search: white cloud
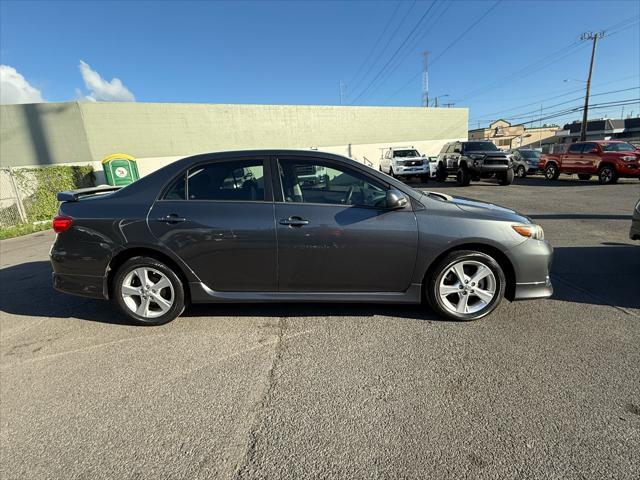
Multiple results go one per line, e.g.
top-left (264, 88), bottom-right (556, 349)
top-left (0, 65), bottom-right (44, 104)
top-left (78, 60), bottom-right (135, 102)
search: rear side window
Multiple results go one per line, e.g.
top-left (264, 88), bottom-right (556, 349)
top-left (188, 159), bottom-right (265, 201)
top-left (163, 159), bottom-right (266, 201)
top-left (568, 144), bottom-right (583, 154)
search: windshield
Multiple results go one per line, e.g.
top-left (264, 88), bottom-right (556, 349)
top-left (463, 142), bottom-right (499, 152)
top-left (600, 142), bottom-right (636, 152)
top-left (393, 149), bottom-right (420, 158)
top-left (520, 150), bottom-right (541, 159)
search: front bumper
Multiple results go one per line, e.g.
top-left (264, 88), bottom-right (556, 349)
top-left (508, 238), bottom-right (554, 301)
top-left (394, 165), bottom-right (429, 176)
top-left (514, 276), bottom-right (553, 300)
top-left (617, 162), bottom-right (640, 178)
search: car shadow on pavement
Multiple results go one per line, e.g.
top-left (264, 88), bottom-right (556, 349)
top-left (551, 244), bottom-right (640, 310)
top-left (2, 244), bottom-right (637, 326)
top-left (413, 177), bottom-right (639, 188)
top-left (0, 261), bottom-right (130, 325)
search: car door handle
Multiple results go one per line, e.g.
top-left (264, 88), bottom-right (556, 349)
top-left (157, 214), bottom-right (187, 223)
top-left (279, 216), bottom-right (309, 227)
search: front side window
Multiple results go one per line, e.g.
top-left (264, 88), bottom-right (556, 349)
top-left (279, 159), bottom-right (388, 208)
top-left (185, 159), bottom-right (265, 201)
top-left (582, 143), bottom-right (599, 154)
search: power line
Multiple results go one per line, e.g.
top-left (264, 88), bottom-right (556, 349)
top-left (346, 1), bottom-right (403, 89)
top-left (348, 0), bottom-right (418, 99)
top-left (354, 0), bottom-right (453, 103)
top-left (350, 0), bottom-right (438, 104)
top-left (383, 0), bottom-right (501, 104)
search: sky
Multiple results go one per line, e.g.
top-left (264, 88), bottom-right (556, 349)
top-left (1, 0), bottom-right (639, 128)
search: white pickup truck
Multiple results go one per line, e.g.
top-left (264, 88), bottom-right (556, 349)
top-left (379, 147), bottom-right (432, 181)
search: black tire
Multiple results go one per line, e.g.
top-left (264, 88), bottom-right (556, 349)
top-left (598, 165), bottom-right (618, 185)
top-left (577, 174), bottom-right (592, 181)
top-left (426, 250), bottom-right (506, 321)
top-left (544, 163), bottom-right (560, 180)
top-left (112, 256), bottom-right (185, 326)
top-left (515, 165), bottom-right (526, 178)
top-left (497, 168), bottom-right (514, 185)
top-left (435, 163), bottom-right (447, 182)
top-left (456, 166), bottom-right (471, 186)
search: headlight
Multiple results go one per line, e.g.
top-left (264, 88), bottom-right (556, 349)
top-left (512, 224), bottom-right (544, 240)
top-left (621, 156), bottom-right (636, 162)
top-left (469, 154), bottom-right (485, 160)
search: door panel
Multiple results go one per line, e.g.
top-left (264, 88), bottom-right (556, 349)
top-left (149, 201), bottom-right (277, 291)
top-left (276, 204), bottom-right (418, 292)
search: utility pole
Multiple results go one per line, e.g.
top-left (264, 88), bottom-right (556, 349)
top-left (339, 81), bottom-right (347, 105)
top-left (421, 50), bottom-right (429, 107)
top-left (579, 31), bottom-right (604, 141)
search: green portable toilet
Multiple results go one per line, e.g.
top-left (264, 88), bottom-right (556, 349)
top-left (102, 153), bottom-right (140, 186)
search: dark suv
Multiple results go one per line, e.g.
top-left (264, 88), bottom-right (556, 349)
top-left (436, 141), bottom-right (514, 186)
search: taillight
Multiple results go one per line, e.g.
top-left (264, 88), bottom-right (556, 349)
top-left (52, 215), bottom-right (73, 233)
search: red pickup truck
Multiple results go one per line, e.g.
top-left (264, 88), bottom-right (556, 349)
top-left (539, 140), bottom-right (640, 184)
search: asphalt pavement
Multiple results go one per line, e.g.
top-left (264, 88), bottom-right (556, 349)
top-left (1, 175), bottom-right (639, 479)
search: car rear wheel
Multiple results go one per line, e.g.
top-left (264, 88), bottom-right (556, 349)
top-left (426, 250), bottom-right (506, 321)
top-left (598, 165), bottom-right (618, 185)
top-left (456, 166), bottom-right (471, 186)
top-left (515, 165), bottom-right (526, 178)
top-left (497, 168), bottom-right (514, 185)
top-left (577, 174), bottom-right (592, 181)
top-left (544, 163), bottom-right (560, 180)
top-left (113, 256), bottom-right (185, 326)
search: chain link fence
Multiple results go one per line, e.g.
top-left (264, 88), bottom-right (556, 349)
top-left (0, 165), bottom-right (95, 230)
top-left (0, 168), bottom-right (29, 227)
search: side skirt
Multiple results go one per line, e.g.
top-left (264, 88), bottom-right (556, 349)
top-left (189, 282), bottom-right (423, 304)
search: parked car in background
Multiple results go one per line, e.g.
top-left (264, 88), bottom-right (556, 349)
top-left (435, 141), bottom-right (514, 186)
top-left (539, 140), bottom-right (640, 184)
top-left (509, 148), bottom-right (541, 178)
top-left (630, 199), bottom-right (640, 240)
top-left (379, 147), bottom-right (430, 181)
top-left (51, 150), bottom-right (552, 325)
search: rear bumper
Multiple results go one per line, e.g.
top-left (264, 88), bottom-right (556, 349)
top-left (53, 272), bottom-right (108, 299)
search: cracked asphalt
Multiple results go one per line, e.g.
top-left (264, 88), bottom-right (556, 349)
top-left (1, 176), bottom-right (639, 479)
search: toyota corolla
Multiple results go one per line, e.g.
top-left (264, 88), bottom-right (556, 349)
top-left (50, 150), bottom-right (553, 325)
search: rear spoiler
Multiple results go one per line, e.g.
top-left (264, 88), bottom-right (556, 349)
top-left (57, 185), bottom-right (122, 202)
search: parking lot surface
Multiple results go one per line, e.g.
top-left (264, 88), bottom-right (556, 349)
top-left (1, 176), bottom-right (639, 479)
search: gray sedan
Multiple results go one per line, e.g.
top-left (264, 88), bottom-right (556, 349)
top-left (50, 150), bottom-right (553, 325)
top-left (509, 149), bottom-right (542, 178)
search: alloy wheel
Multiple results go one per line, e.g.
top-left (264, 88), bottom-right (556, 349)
top-left (545, 165), bottom-right (556, 179)
top-left (599, 167), bottom-right (613, 184)
top-left (438, 260), bottom-right (497, 315)
top-left (121, 267), bottom-right (175, 318)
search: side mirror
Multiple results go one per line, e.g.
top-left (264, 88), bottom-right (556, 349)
top-left (386, 189), bottom-right (408, 209)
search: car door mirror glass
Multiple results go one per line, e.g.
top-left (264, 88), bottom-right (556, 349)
top-left (386, 189), bottom-right (408, 209)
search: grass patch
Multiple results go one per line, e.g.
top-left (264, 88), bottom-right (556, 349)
top-left (0, 222), bottom-right (51, 240)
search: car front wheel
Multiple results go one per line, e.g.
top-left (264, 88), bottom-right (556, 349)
top-left (113, 256), bottom-right (185, 326)
top-left (456, 166), bottom-right (471, 186)
top-left (515, 165), bottom-right (526, 178)
top-left (427, 250), bottom-right (506, 321)
top-left (598, 165), bottom-right (618, 185)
